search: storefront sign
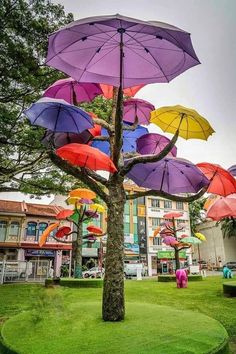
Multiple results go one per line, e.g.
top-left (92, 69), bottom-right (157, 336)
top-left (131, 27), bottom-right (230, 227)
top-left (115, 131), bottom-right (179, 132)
top-left (25, 249), bottom-right (55, 257)
top-left (124, 243), bottom-right (140, 256)
top-left (82, 248), bottom-right (98, 257)
top-left (157, 250), bottom-right (186, 259)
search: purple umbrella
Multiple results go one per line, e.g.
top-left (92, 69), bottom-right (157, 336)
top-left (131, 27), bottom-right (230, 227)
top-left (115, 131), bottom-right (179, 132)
top-left (42, 130), bottom-right (92, 149)
top-left (163, 236), bottom-right (178, 246)
top-left (43, 78), bottom-right (102, 104)
top-left (46, 14), bottom-right (200, 88)
top-left (228, 165), bottom-right (236, 177)
top-left (126, 157), bottom-right (209, 194)
top-left (123, 99), bottom-right (155, 125)
top-left (85, 210), bottom-right (99, 218)
top-left (137, 133), bottom-right (177, 157)
top-left (24, 97), bottom-right (93, 134)
top-left (79, 198), bottom-right (93, 204)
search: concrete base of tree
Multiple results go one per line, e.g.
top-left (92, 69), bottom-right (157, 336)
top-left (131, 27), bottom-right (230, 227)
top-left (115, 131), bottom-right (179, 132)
top-left (223, 281), bottom-right (236, 297)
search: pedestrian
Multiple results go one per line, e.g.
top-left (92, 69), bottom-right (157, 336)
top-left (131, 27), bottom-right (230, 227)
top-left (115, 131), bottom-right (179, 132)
top-left (49, 266), bottom-right (54, 278)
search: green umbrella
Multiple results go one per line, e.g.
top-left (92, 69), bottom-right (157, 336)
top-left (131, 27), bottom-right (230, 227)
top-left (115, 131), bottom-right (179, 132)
top-left (181, 237), bottom-right (202, 245)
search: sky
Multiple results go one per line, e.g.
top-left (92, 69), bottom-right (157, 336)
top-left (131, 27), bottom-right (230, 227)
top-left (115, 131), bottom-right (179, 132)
top-left (1, 0), bottom-right (235, 203)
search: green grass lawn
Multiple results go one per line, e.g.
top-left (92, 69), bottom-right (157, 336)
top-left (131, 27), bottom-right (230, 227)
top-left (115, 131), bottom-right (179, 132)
top-left (0, 276), bottom-right (235, 353)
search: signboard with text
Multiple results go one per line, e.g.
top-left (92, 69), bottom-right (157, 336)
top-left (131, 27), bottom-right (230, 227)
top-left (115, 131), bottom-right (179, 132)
top-left (157, 250), bottom-right (186, 259)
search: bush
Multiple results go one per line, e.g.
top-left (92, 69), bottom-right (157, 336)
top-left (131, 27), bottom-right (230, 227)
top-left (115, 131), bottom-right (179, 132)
top-left (59, 279), bottom-right (103, 288)
top-left (223, 282), bottom-right (236, 297)
top-left (45, 278), bottom-right (60, 287)
top-left (158, 275), bottom-right (203, 282)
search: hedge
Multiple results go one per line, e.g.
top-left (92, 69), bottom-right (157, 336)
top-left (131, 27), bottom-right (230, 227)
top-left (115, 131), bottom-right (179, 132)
top-left (45, 278), bottom-right (103, 288)
top-left (158, 275), bottom-right (203, 282)
top-left (223, 281), bottom-right (236, 297)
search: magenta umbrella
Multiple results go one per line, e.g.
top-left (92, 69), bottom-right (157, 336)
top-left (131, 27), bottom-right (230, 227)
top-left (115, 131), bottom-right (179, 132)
top-left (136, 133), bottom-right (177, 156)
top-left (123, 99), bottom-right (155, 125)
top-left (162, 236), bottom-right (178, 246)
top-left (46, 14), bottom-right (200, 88)
top-left (43, 78), bottom-right (102, 104)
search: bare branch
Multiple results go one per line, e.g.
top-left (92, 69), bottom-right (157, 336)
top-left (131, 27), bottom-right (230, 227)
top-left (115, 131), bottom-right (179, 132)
top-left (51, 235), bottom-right (72, 244)
top-left (91, 136), bottom-right (110, 142)
top-left (93, 118), bottom-right (113, 133)
top-left (82, 167), bottom-right (109, 186)
top-left (122, 115), bottom-right (139, 131)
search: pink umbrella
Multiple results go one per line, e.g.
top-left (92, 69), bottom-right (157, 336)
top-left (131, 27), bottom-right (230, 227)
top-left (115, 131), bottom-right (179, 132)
top-left (123, 98), bottom-right (155, 125)
top-left (163, 236), bottom-right (178, 246)
top-left (207, 194), bottom-right (236, 221)
top-left (43, 78), bottom-right (102, 104)
top-left (136, 133), bottom-right (177, 157)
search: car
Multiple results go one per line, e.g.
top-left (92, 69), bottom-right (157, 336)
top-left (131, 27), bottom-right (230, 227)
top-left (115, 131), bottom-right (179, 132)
top-left (124, 263), bottom-right (145, 278)
top-left (83, 267), bottom-right (105, 278)
top-left (223, 262), bottom-right (236, 270)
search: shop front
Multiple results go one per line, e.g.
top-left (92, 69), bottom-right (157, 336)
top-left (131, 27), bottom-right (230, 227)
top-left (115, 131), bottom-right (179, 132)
top-left (156, 250), bottom-right (187, 274)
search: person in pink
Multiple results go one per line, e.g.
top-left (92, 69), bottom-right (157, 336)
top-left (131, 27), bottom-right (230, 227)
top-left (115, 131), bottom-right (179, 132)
top-left (176, 269), bottom-right (188, 288)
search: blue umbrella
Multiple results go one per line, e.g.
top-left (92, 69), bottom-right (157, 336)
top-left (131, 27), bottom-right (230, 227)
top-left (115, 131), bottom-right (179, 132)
top-left (24, 97), bottom-right (93, 134)
top-left (92, 125), bottom-right (148, 155)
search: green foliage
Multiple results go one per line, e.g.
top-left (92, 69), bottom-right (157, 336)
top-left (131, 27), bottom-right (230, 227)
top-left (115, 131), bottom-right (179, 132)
top-left (80, 95), bottom-right (113, 122)
top-left (157, 274), bottom-right (203, 282)
top-left (220, 218), bottom-right (236, 238)
top-left (189, 197), bottom-right (206, 233)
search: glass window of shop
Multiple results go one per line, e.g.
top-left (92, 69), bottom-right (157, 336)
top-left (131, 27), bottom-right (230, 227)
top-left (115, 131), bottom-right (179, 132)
top-left (26, 222), bottom-right (37, 237)
top-left (0, 221), bottom-right (7, 241)
top-left (164, 200), bottom-right (172, 209)
top-left (151, 218), bottom-right (161, 228)
top-left (38, 222), bottom-right (48, 239)
top-left (9, 221), bottom-right (20, 237)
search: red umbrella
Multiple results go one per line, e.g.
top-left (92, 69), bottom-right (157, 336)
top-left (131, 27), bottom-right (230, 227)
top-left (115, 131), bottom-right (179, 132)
top-left (56, 209), bottom-right (74, 220)
top-left (207, 194), bottom-right (236, 221)
top-left (55, 226), bottom-right (71, 238)
top-left (163, 212), bottom-right (183, 219)
top-left (197, 163), bottom-right (236, 196)
top-left (87, 112), bottom-right (101, 138)
top-left (87, 225), bottom-right (103, 235)
top-left (56, 143), bottom-right (117, 173)
top-left (100, 84), bottom-right (144, 99)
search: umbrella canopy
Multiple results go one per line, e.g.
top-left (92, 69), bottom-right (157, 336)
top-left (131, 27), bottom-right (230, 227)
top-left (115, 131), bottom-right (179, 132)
top-left (85, 210), bottom-right (99, 218)
top-left (150, 105), bottom-right (214, 140)
top-left (100, 84), bottom-right (144, 99)
top-left (43, 78), bottom-right (102, 104)
top-left (69, 188), bottom-right (96, 200)
top-left (66, 197), bottom-right (82, 206)
top-left (92, 126), bottom-right (148, 155)
top-left (56, 209), bottom-right (74, 220)
top-left (123, 98), bottom-right (155, 125)
top-left (46, 14), bottom-right (200, 88)
top-left (136, 133), bottom-right (177, 157)
top-left (24, 97), bottom-right (93, 134)
top-left (90, 203), bottom-right (105, 213)
top-left (78, 198), bottom-right (93, 204)
top-left (197, 162), bottom-right (236, 196)
top-left (206, 194), bottom-right (236, 221)
top-left (181, 237), bottom-right (201, 245)
top-left (87, 225), bottom-right (103, 235)
top-left (203, 194), bottom-right (218, 210)
top-left (194, 232), bottom-right (206, 241)
top-left (228, 165), bottom-right (236, 177)
top-left (42, 130), bottom-right (93, 149)
top-left (153, 227), bottom-right (161, 237)
top-left (162, 236), bottom-right (178, 246)
top-left (163, 212), bottom-right (183, 219)
top-left (56, 143), bottom-right (117, 173)
top-left (55, 226), bottom-right (71, 238)
top-left (126, 157), bottom-right (209, 194)
top-left (39, 222), bottom-right (60, 247)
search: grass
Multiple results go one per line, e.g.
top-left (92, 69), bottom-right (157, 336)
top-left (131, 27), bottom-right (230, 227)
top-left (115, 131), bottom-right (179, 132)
top-left (0, 276), bottom-right (235, 353)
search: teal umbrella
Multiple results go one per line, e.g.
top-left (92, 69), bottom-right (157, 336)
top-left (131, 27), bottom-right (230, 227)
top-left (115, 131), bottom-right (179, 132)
top-left (181, 237), bottom-right (202, 245)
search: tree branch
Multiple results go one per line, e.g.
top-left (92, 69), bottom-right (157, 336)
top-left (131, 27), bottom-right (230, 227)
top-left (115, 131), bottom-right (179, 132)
top-left (82, 168), bottom-right (109, 186)
top-left (120, 129), bottom-right (179, 176)
top-left (51, 235), bottom-right (72, 244)
top-left (91, 136), bottom-right (110, 142)
top-left (122, 115), bottom-right (139, 131)
top-left (93, 118), bottom-right (113, 133)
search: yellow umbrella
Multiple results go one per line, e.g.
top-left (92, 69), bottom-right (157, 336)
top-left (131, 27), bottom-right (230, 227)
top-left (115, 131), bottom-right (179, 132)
top-left (195, 232), bottom-right (206, 241)
top-left (90, 203), bottom-right (105, 213)
top-left (150, 105), bottom-right (215, 140)
top-left (69, 188), bottom-right (96, 200)
top-left (66, 196), bottom-right (82, 206)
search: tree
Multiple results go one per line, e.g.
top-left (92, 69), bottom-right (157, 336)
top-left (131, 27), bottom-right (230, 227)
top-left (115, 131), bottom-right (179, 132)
top-left (0, 0), bottom-right (74, 195)
top-left (189, 198), bottom-right (206, 233)
top-left (220, 217), bottom-right (236, 238)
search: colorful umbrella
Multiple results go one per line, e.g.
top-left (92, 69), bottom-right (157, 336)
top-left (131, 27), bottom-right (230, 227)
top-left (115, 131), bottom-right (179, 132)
top-left (136, 133), bottom-right (177, 157)
top-left (126, 157), bottom-right (209, 194)
top-left (39, 222), bottom-right (60, 247)
top-left (24, 97), bottom-right (93, 134)
top-left (194, 233), bottom-right (206, 241)
top-left (79, 198), bottom-right (93, 204)
top-left (100, 84), bottom-right (144, 99)
top-left (206, 194), bottom-right (236, 221)
top-left (87, 225), bottom-right (103, 235)
top-left (181, 237), bottom-right (201, 245)
top-left (163, 212), bottom-right (183, 219)
top-left (56, 209), bottom-right (74, 220)
top-left (56, 143), bottom-right (117, 173)
top-left (90, 203), bottom-right (105, 213)
top-left (153, 227), bottom-right (161, 237)
top-left (228, 165), bottom-right (236, 177)
top-left (55, 226), bottom-right (71, 238)
top-left (42, 130), bottom-right (93, 149)
top-left (92, 126), bottom-right (148, 155)
top-left (203, 194), bottom-right (218, 210)
top-left (46, 14), bottom-right (200, 88)
top-left (69, 188), bottom-right (96, 200)
top-left (123, 99), bottom-right (155, 125)
top-left (85, 210), bottom-right (99, 218)
top-left (66, 197), bottom-right (82, 206)
top-left (197, 163), bottom-right (236, 196)
top-left (150, 105), bottom-right (214, 140)
top-left (43, 78), bottom-right (102, 104)
top-left (162, 236), bottom-right (178, 246)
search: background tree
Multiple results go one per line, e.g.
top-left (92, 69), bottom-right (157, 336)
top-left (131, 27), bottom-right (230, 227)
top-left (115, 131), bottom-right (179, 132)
top-left (220, 217), bottom-right (236, 238)
top-left (189, 198), bottom-right (206, 233)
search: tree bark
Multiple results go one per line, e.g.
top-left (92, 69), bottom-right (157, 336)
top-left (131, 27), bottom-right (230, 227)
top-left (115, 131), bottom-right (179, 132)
top-left (102, 175), bottom-right (126, 321)
top-left (175, 248), bottom-right (181, 270)
top-left (73, 222), bottom-right (83, 278)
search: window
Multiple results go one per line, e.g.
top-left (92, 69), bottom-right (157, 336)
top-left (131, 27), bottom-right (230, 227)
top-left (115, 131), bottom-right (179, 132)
top-left (0, 221), bottom-right (7, 241)
top-left (137, 197), bottom-right (145, 205)
top-left (151, 199), bottom-right (160, 208)
top-left (153, 237), bottom-right (161, 246)
top-left (38, 223), bottom-right (48, 238)
top-left (26, 222), bottom-right (37, 236)
top-left (176, 201), bottom-right (184, 210)
top-left (164, 200), bottom-right (172, 209)
top-left (9, 221), bottom-right (20, 237)
top-left (133, 199), bottom-right (137, 216)
top-left (151, 218), bottom-right (161, 228)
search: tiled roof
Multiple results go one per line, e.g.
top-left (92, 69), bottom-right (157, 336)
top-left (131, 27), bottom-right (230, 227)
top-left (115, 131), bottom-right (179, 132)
top-left (0, 200), bottom-right (63, 217)
top-left (0, 200), bottom-right (25, 214)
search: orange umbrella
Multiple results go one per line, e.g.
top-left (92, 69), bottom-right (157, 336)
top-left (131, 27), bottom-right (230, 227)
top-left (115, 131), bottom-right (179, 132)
top-left (69, 188), bottom-right (96, 200)
top-left (56, 209), bottom-right (74, 220)
top-left (39, 222), bottom-right (60, 247)
top-left (56, 143), bottom-right (117, 173)
top-left (203, 194), bottom-right (218, 210)
top-left (153, 227), bottom-right (161, 237)
top-left (197, 162), bottom-right (236, 196)
top-left (163, 212), bottom-right (183, 219)
top-left (87, 112), bottom-right (101, 137)
top-left (55, 226), bottom-right (71, 238)
top-left (87, 225), bottom-right (103, 235)
top-left (207, 194), bottom-right (236, 221)
top-left (100, 84), bottom-right (144, 99)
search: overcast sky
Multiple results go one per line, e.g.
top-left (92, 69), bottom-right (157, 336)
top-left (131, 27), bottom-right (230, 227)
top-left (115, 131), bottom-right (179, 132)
top-left (1, 0), bottom-right (235, 203)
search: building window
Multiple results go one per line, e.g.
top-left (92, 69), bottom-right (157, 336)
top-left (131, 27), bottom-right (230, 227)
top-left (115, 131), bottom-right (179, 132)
top-left (38, 223), bottom-right (48, 239)
top-left (153, 237), bottom-right (161, 246)
top-left (151, 218), bottom-right (161, 228)
top-left (26, 222), bottom-right (37, 237)
top-left (137, 197), bottom-right (145, 205)
top-left (9, 221), bottom-right (20, 237)
top-left (176, 201), bottom-right (184, 210)
top-left (0, 221), bottom-right (7, 241)
top-left (151, 199), bottom-right (160, 208)
top-left (164, 200), bottom-right (172, 209)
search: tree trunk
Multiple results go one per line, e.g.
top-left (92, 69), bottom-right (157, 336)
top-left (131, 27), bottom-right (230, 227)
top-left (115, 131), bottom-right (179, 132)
top-left (175, 248), bottom-right (180, 270)
top-left (73, 223), bottom-right (83, 278)
top-left (102, 176), bottom-right (126, 321)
